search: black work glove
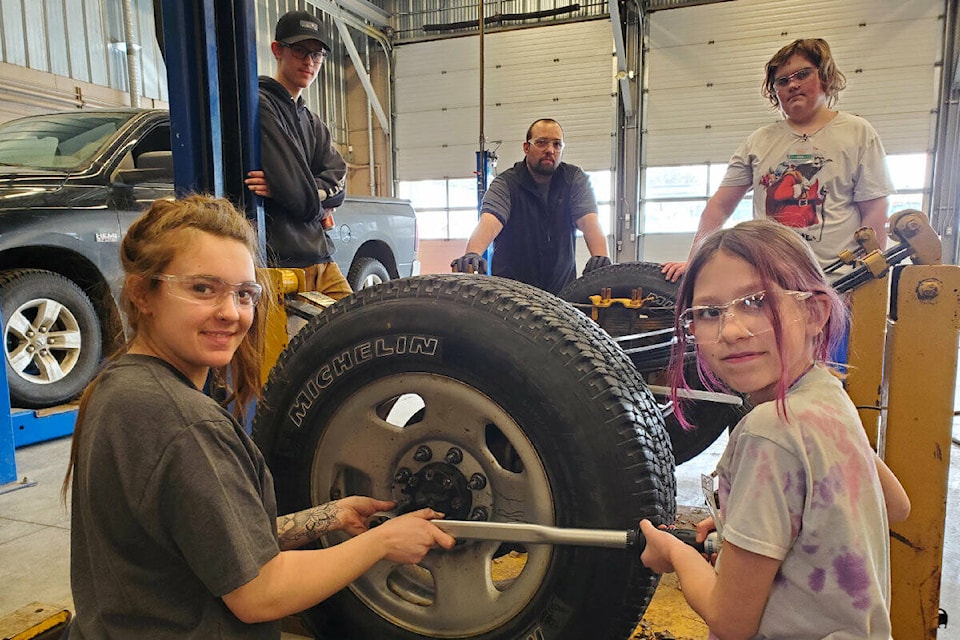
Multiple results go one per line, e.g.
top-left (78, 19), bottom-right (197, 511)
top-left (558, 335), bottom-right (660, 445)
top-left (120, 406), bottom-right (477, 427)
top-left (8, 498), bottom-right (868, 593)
top-left (583, 255), bottom-right (612, 275)
top-left (451, 252), bottom-right (488, 274)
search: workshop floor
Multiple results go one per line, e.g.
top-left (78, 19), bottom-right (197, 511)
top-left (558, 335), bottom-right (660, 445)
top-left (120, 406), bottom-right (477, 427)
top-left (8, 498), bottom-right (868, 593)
top-left (2, 395), bottom-right (959, 639)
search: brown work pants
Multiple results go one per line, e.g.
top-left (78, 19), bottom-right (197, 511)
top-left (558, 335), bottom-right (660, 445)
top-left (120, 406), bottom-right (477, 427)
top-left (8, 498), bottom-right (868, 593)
top-left (303, 262), bottom-right (353, 300)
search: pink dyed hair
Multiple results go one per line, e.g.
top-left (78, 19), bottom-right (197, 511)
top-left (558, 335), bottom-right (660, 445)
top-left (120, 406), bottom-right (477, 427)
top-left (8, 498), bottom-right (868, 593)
top-left (668, 219), bottom-right (848, 425)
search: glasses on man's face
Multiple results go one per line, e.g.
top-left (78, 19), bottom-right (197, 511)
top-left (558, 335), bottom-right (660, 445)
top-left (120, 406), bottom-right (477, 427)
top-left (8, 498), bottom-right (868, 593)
top-left (279, 42), bottom-right (327, 64)
top-left (152, 274), bottom-right (263, 308)
top-left (527, 138), bottom-right (564, 151)
top-left (681, 289), bottom-right (812, 344)
top-left (774, 67), bottom-right (817, 89)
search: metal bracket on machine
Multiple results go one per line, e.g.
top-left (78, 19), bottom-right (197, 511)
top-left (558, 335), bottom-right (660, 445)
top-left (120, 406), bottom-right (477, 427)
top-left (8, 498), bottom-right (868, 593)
top-left (833, 210), bottom-right (942, 293)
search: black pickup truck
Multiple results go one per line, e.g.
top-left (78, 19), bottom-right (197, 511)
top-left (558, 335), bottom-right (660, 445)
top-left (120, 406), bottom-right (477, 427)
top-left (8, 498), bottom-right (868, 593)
top-left (0, 109), bottom-right (419, 409)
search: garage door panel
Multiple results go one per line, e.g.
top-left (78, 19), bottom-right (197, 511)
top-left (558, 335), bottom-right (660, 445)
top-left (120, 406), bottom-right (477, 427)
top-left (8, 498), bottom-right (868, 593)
top-left (649, 0), bottom-right (941, 47)
top-left (396, 108), bottom-right (479, 149)
top-left (396, 20), bottom-right (614, 180)
top-left (397, 144), bottom-right (477, 180)
top-left (646, 0), bottom-right (942, 166)
top-left (395, 38), bottom-right (479, 78)
top-left (396, 68), bottom-right (479, 113)
top-left (646, 130), bottom-right (757, 166)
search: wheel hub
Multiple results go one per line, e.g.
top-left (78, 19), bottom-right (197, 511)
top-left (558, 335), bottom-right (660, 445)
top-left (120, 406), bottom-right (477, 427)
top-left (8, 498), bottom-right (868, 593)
top-left (393, 441), bottom-right (492, 521)
top-left (5, 298), bottom-right (81, 384)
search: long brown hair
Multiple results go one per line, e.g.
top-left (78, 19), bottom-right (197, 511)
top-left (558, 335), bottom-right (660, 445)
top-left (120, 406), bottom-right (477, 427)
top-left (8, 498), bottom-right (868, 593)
top-left (761, 38), bottom-right (847, 109)
top-left (62, 195), bottom-right (273, 501)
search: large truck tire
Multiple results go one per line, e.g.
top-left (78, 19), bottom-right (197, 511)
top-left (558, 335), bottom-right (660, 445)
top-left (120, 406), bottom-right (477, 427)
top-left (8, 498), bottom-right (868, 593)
top-left (253, 274), bottom-right (675, 640)
top-left (559, 262), bottom-right (745, 465)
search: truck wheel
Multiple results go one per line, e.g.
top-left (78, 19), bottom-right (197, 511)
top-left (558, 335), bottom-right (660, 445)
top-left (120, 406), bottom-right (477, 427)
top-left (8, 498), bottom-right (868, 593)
top-left (558, 262), bottom-right (744, 465)
top-left (1, 269), bottom-right (102, 409)
top-left (348, 256), bottom-right (390, 291)
top-left (253, 275), bottom-right (675, 640)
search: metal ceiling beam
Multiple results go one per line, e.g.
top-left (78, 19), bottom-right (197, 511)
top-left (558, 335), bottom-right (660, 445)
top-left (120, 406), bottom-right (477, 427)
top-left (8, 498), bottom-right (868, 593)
top-left (643, 0), bottom-right (735, 10)
top-left (336, 0), bottom-right (390, 28)
top-left (334, 17), bottom-right (390, 134)
top-left (309, 0), bottom-right (391, 30)
top-left (609, 0), bottom-right (633, 118)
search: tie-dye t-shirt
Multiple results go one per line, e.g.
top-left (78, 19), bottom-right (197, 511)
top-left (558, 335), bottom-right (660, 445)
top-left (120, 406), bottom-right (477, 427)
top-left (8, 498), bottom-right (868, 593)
top-left (715, 365), bottom-right (892, 639)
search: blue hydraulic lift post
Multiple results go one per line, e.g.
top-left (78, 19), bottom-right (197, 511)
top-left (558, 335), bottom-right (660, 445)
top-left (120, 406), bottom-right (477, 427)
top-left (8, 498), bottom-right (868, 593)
top-left (212, 0), bottom-right (265, 253)
top-left (0, 310), bottom-right (16, 485)
top-left (159, 0), bottom-right (263, 252)
top-left (475, 150), bottom-right (494, 272)
top-left (160, 0), bottom-right (223, 197)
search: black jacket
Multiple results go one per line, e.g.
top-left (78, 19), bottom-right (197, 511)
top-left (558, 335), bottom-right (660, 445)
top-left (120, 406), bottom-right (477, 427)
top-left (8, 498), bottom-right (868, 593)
top-left (258, 76), bottom-right (347, 267)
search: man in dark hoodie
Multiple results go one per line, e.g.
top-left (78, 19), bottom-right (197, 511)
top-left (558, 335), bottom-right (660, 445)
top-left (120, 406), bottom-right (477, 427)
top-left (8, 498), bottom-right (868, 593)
top-left (245, 10), bottom-right (351, 298)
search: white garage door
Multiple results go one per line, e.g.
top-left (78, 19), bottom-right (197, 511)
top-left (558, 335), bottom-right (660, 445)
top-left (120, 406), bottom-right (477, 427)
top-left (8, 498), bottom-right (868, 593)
top-left (640, 0), bottom-right (944, 262)
top-left (395, 19), bottom-right (617, 180)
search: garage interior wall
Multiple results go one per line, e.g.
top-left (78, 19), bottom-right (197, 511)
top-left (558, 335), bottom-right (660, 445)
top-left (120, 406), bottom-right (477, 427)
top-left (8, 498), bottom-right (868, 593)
top-left (0, 0), bottom-right (393, 197)
top-left (0, 0), bottom-right (168, 122)
top-left (640, 0), bottom-right (945, 263)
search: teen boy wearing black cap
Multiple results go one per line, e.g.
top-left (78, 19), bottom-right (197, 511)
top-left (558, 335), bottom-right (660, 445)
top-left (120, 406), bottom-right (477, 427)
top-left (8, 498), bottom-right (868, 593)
top-left (244, 10), bottom-right (351, 298)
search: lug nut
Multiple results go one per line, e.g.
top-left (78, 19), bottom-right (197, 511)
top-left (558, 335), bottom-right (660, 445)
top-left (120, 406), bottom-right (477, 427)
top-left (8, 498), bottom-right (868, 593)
top-left (423, 469), bottom-right (435, 482)
top-left (469, 507), bottom-right (488, 521)
top-left (440, 477), bottom-right (454, 490)
top-left (468, 473), bottom-right (487, 490)
top-left (394, 467), bottom-right (411, 484)
top-left (413, 445), bottom-right (432, 462)
top-left (444, 447), bottom-right (463, 464)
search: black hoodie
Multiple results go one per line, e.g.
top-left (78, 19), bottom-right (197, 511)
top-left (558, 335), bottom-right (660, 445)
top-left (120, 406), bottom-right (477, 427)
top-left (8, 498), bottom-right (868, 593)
top-left (258, 76), bottom-right (347, 267)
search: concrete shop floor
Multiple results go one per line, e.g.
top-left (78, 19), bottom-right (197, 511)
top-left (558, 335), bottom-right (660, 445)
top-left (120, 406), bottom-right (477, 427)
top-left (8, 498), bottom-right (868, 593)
top-left (1, 399), bottom-right (959, 639)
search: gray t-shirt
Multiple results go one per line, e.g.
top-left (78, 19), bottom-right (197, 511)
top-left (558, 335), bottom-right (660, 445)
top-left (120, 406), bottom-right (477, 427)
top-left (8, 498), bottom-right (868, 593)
top-left (70, 354), bottom-right (281, 639)
top-left (715, 366), bottom-right (892, 639)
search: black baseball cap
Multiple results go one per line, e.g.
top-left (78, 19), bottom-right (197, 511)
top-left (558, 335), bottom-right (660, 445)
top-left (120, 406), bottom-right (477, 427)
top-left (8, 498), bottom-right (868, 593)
top-left (275, 11), bottom-right (331, 52)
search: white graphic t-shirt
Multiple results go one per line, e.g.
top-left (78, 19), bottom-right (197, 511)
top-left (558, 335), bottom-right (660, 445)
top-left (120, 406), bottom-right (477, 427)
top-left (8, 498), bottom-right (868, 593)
top-left (720, 112), bottom-right (894, 272)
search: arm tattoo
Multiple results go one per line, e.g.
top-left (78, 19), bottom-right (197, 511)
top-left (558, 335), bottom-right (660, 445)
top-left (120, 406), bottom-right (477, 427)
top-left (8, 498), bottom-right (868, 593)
top-left (277, 502), bottom-right (340, 551)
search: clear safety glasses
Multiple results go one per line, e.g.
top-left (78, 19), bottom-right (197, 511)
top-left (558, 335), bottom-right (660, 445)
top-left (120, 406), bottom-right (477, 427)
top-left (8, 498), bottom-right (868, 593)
top-left (681, 289), bottom-right (812, 344)
top-left (527, 137), bottom-right (564, 150)
top-left (151, 274), bottom-right (263, 308)
top-left (774, 67), bottom-right (817, 89)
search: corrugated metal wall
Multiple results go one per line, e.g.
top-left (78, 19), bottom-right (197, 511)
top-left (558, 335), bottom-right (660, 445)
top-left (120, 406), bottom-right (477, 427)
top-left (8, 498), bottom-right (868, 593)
top-left (646, 0), bottom-right (944, 165)
top-left (254, 0), bottom-right (352, 145)
top-left (0, 0), bottom-right (357, 145)
top-left (0, 0), bottom-right (167, 102)
top-left (394, 18), bottom-right (616, 180)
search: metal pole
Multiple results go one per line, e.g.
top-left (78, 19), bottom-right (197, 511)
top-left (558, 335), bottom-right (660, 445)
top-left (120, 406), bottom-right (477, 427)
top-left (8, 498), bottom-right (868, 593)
top-left (122, 0), bottom-right (141, 108)
top-left (366, 39), bottom-right (376, 196)
top-left (435, 519), bottom-right (631, 549)
top-left (478, 0), bottom-right (484, 154)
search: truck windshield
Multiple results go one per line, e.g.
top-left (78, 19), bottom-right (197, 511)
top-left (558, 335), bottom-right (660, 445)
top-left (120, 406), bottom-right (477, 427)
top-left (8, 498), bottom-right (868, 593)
top-left (0, 112), bottom-right (136, 171)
